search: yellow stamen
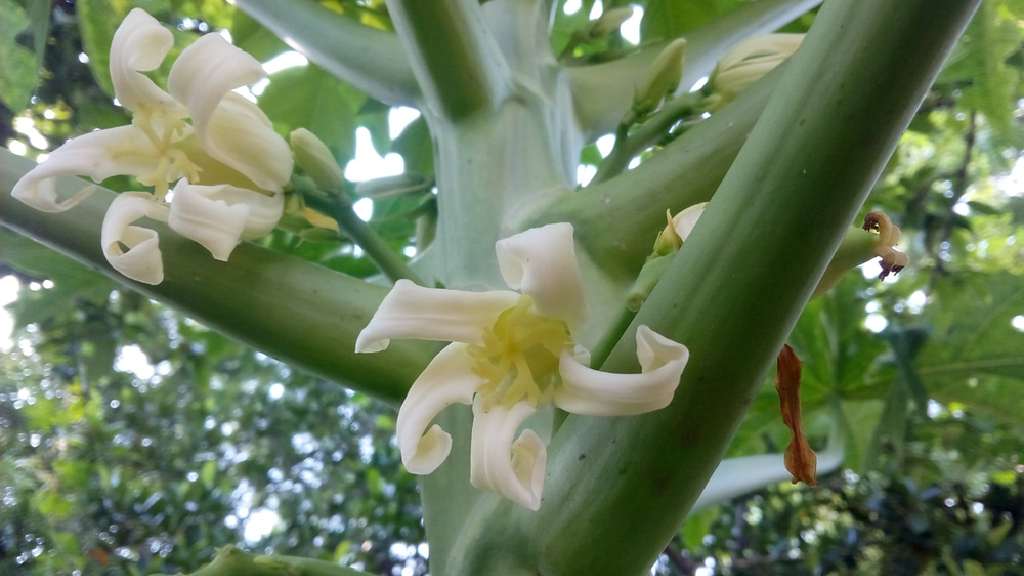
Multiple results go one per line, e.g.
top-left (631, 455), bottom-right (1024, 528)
top-left (467, 295), bottom-right (572, 410)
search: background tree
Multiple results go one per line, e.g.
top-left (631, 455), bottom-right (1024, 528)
top-left (1, 0), bottom-right (1022, 575)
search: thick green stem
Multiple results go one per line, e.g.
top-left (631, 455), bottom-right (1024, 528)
top-left (0, 151), bottom-right (432, 405)
top-left (234, 0), bottom-right (420, 107)
top-left (385, 0), bottom-right (512, 121)
top-left (459, 0), bottom-right (980, 574)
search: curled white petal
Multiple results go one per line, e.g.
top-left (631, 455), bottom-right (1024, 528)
top-left (396, 343), bottom-right (481, 474)
top-left (167, 36), bottom-right (290, 191)
top-left (470, 400), bottom-right (546, 510)
top-left (354, 280), bottom-right (519, 353)
top-left (554, 325), bottom-right (689, 416)
top-left (496, 222), bottom-right (588, 330)
top-left (101, 192), bottom-right (170, 285)
top-left (168, 34), bottom-right (265, 137)
top-left (110, 8), bottom-right (183, 116)
top-left (200, 93), bottom-right (293, 192)
top-left (167, 179), bottom-right (282, 260)
top-left (11, 126), bottom-right (161, 212)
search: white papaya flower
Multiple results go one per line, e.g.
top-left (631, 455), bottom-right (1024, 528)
top-left (11, 8), bottom-right (292, 284)
top-left (356, 223), bottom-right (690, 510)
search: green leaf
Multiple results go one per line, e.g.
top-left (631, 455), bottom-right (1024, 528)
top-left (0, 0), bottom-right (38, 110)
top-left (940, 0), bottom-right (1024, 141)
top-left (76, 0), bottom-right (189, 99)
top-left (230, 9), bottom-right (290, 62)
top-left (392, 116), bottom-right (434, 176)
top-left (258, 64), bottom-right (367, 162)
top-left (641, 0), bottom-right (745, 41)
top-left (918, 272), bottom-right (1024, 424)
top-left (0, 227), bottom-right (116, 328)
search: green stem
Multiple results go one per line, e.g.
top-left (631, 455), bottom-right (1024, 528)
top-left (0, 150), bottom-right (433, 405)
top-left (385, 0), bottom-right (511, 121)
top-left (588, 306), bottom-right (638, 370)
top-left (591, 92), bottom-right (703, 185)
top-left (299, 182), bottom-right (425, 286)
top-left (333, 201), bottom-right (425, 285)
top-left (233, 0), bottom-right (420, 107)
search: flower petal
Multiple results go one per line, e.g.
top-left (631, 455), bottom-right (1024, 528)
top-left (200, 93), bottom-right (293, 192)
top-left (11, 126), bottom-right (162, 212)
top-left (672, 202), bottom-right (707, 242)
top-left (554, 325), bottom-right (689, 416)
top-left (110, 8), bottom-right (184, 117)
top-left (167, 35), bottom-right (291, 191)
top-left (167, 33), bottom-right (264, 134)
top-left (396, 343), bottom-right (480, 474)
top-left (100, 192), bottom-right (170, 285)
top-left (496, 222), bottom-right (588, 330)
top-left (167, 179), bottom-right (282, 260)
top-left (469, 400), bottom-right (546, 510)
top-left (354, 279), bottom-right (519, 353)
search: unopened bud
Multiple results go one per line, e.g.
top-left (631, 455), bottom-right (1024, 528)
top-left (653, 202), bottom-right (707, 256)
top-left (708, 34), bottom-right (804, 103)
top-left (630, 202), bottom-right (708, 311)
top-left (291, 128), bottom-right (345, 192)
top-left (590, 7), bottom-right (634, 37)
top-left (634, 38), bottom-right (687, 116)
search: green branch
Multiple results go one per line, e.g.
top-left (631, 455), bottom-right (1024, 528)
top-left (165, 545), bottom-right (373, 576)
top-left (234, 0), bottom-right (420, 107)
top-left (297, 182), bottom-right (425, 285)
top-left (522, 71), bottom-right (780, 280)
top-left (385, 0), bottom-right (512, 121)
top-left (0, 150), bottom-right (433, 405)
top-left (590, 91), bottom-right (704, 185)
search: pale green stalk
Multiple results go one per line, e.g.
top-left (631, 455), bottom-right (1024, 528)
top-left (381, 0), bottom-right (578, 569)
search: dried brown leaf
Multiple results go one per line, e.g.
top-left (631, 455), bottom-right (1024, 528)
top-left (775, 344), bottom-right (817, 486)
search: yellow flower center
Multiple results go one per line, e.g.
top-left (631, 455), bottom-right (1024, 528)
top-left (467, 295), bottom-right (573, 410)
top-left (109, 107), bottom-right (203, 201)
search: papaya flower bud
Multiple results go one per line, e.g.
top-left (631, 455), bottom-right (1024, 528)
top-left (633, 38), bottom-right (687, 118)
top-left (707, 34), bottom-right (804, 105)
top-left (629, 202), bottom-right (708, 311)
top-left (589, 6), bottom-right (635, 38)
top-left (291, 128), bottom-right (345, 192)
